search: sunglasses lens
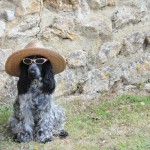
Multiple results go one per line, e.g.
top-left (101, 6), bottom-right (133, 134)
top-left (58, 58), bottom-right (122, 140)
top-left (23, 58), bottom-right (32, 64)
top-left (35, 58), bottom-right (45, 64)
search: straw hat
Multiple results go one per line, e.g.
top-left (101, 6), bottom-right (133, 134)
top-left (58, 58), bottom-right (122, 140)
top-left (5, 41), bottom-right (66, 77)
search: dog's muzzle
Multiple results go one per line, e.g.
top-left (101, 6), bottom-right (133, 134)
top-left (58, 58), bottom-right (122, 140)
top-left (28, 63), bottom-right (41, 79)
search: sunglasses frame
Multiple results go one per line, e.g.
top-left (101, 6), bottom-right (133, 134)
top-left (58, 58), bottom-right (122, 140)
top-left (22, 58), bottom-right (48, 65)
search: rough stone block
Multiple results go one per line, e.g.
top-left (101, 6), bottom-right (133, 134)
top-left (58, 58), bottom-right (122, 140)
top-left (122, 32), bottom-right (145, 55)
top-left (99, 41), bottom-right (121, 63)
top-left (51, 17), bottom-right (77, 40)
top-left (0, 21), bottom-right (5, 37)
top-left (44, 0), bottom-right (80, 11)
top-left (111, 8), bottom-right (145, 29)
top-left (144, 83), bottom-right (150, 92)
top-left (55, 69), bottom-right (78, 96)
top-left (8, 14), bottom-right (40, 38)
top-left (88, 0), bottom-right (116, 9)
top-left (15, 0), bottom-right (42, 16)
top-left (67, 50), bottom-right (87, 68)
top-left (0, 49), bottom-right (12, 71)
top-left (83, 69), bottom-right (110, 94)
top-left (0, 9), bottom-right (15, 21)
top-left (76, 16), bottom-right (112, 38)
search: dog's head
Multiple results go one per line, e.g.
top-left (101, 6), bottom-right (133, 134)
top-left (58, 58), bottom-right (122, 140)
top-left (17, 55), bottom-right (56, 94)
top-left (22, 55), bottom-right (46, 80)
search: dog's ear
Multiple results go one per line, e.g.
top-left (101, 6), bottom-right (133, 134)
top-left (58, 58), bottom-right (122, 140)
top-left (42, 61), bottom-right (56, 94)
top-left (17, 62), bottom-right (31, 94)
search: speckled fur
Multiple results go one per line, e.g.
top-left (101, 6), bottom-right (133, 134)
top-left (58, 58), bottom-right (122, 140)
top-left (8, 56), bottom-right (68, 143)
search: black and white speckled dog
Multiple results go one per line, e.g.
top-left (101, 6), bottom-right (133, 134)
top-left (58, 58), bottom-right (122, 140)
top-left (8, 55), bottom-right (68, 143)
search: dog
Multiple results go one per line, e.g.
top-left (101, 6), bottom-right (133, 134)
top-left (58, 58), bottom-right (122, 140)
top-left (8, 55), bottom-right (68, 143)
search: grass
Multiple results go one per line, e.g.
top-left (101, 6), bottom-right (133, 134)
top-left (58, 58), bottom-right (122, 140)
top-left (0, 94), bottom-right (149, 150)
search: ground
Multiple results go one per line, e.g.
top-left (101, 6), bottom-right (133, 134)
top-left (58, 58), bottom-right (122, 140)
top-left (0, 94), bottom-right (150, 150)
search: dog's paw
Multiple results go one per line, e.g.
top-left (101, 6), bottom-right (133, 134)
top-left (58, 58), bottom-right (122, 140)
top-left (15, 131), bottom-right (33, 143)
top-left (39, 137), bottom-right (53, 144)
top-left (36, 136), bottom-right (53, 143)
top-left (35, 130), bottom-right (53, 143)
top-left (59, 130), bottom-right (69, 138)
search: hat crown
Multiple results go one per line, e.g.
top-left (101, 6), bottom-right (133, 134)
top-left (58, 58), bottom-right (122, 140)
top-left (24, 41), bottom-right (44, 49)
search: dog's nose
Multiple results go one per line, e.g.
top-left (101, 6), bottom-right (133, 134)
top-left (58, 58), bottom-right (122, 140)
top-left (28, 70), bottom-right (36, 75)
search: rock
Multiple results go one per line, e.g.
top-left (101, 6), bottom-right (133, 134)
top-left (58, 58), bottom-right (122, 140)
top-left (111, 7), bottom-right (145, 29)
top-left (0, 73), bottom-right (10, 101)
top-left (121, 0), bottom-right (149, 12)
top-left (109, 62), bottom-right (139, 87)
top-left (144, 83), bottom-right (150, 92)
top-left (107, 0), bottom-right (117, 6)
top-left (0, 49), bottom-right (12, 71)
top-left (76, 16), bottom-right (112, 39)
top-left (0, 21), bottom-right (5, 37)
top-left (109, 57), bottom-right (150, 87)
top-left (5, 9), bottom-right (15, 21)
top-left (0, 0), bottom-right (15, 10)
top-left (75, 0), bottom-right (91, 19)
top-left (40, 8), bottom-right (56, 30)
top-left (67, 50), bottom-right (87, 68)
top-left (146, 0), bottom-right (150, 9)
top-left (70, 0), bottom-right (80, 9)
top-left (88, 0), bottom-right (116, 9)
top-left (98, 41), bottom-right (121, 63)
top-left (88, 0), bottom-right (107, 9)
top-left (55, 67), bottom-right (89, 96)
top-left (44, 0), bottom-right (80, 11)
top-left (83, 69), bottom-right (110, 94)
top-left (51, 16), bottom-right (78, 40)
top-left (109, 66), bottom-right (125, 87)
top-left (55, 69), bottom-right (78, 96)
top-left (15, 0), bottom-right (42, 16)
top-left (145, 32), bottom-right (150, 45)
top-left (0, 74), bottom-right (17, 103)
top-left (7, 14), bottom-right (40, 38)
top-left (121, 32), bottom-right (145, 55)
top-left (124, 85), bottom-right (137, 91)
top-left (52, 17), bottom-right (75, 31)
top-left (0, 9), bottom-right (15, 21)
top-left (52, 28), bottom-right (78, 40)
top-left (136, 59), bottom-right (150, 77)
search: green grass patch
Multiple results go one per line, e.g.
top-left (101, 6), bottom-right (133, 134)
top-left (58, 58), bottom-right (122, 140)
top-left (0, 106), bottom-right (12, 124)
top-left (0, 94), bottom-right (149, 150)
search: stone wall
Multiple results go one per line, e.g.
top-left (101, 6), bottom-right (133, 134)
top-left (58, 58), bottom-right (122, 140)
top-left (0, 0), bottom-right (150, 102)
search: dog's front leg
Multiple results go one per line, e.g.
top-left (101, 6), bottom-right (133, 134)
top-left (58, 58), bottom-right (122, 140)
top-left (34, 112), bottom-right (54, 143)
top-left (15, 99), bottom-right (34, 143)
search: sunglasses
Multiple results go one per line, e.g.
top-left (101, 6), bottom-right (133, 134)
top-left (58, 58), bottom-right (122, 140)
top-left (23, 58), bottom-right (48, 65)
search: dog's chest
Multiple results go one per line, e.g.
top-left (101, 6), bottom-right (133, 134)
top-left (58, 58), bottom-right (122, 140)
top-left (27, 80), bottom-right (48, 109)
top-left (31, 92), bottom-right (43, 106)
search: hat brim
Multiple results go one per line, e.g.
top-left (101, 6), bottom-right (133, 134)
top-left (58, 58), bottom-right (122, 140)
top-left (5, 47), bottom-right (66, 77)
